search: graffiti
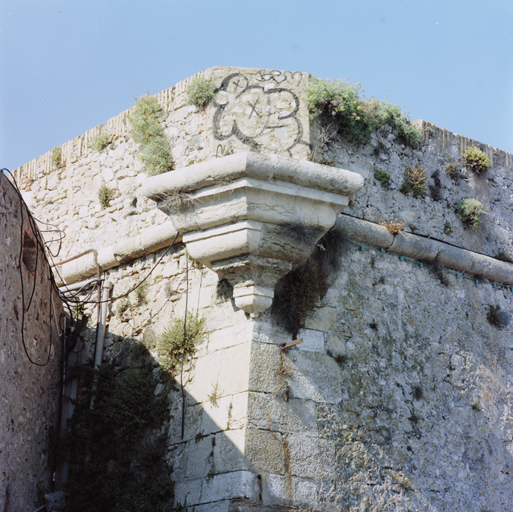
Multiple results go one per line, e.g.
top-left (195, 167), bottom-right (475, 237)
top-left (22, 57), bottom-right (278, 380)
top-left (212, 70), bottom-right (309, 156)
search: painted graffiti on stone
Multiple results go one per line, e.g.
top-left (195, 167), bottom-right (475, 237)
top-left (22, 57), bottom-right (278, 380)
top-left (212, 70), bottom-right (309, 156)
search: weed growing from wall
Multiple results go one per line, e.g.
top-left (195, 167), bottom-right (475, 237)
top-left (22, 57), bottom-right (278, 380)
top-left (373, 101), bottom-right (421, 147)
top-left (306, 78), bottom-right (376, 144)
top-left (400, 166), bottom-right (427, 197)
top-left (158, 312), bottom-right (207, 375)
top-left (128, 95), bottom-right (174, 176)
top-left (457, 198), bottom-right (484, 229)
top-left (464, 146), bottom-right (490, 175)
top-left (134, 281), bottom-right (149, 307)
top-left (116, 297), bottom-right (131, 316)
top-left (379, 217), bottom-right (405, 235)
top-left (51, 146), bottom-right (62, 168)
top-left (90, 132), bottom-right (111, 152)
top-left (374, 169), bottom-right (391, 185)
top-left (305, 78), bottom-right (420, 146)
top-left (98, 184), bottom-right (116, 209)
top-left (445, 161), bottom-right (460, 179)
top-left (207, 382), bottom-right (222, 407)
top-left (272, 225), bottom-right (347, 338)
top-left (187, 77), bottom-right (216, 108)
top-left (63, 348), bottom-right (173, 511)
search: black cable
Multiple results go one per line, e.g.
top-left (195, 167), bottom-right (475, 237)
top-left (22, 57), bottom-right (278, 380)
top-left (68, 232), bottom-right (181, 305)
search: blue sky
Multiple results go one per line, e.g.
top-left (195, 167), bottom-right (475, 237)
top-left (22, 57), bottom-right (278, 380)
top-left (1, 0), bottom-right (512, 171)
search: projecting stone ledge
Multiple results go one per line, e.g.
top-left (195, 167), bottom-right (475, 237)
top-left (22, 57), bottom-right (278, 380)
top-left (142, 152), bottom-right (364, 315)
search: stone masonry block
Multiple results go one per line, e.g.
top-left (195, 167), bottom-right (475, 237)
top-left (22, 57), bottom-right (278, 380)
top-left (287, 352), bottom-right (342, 404)
top-left (296, 328), bottom-right (325, 352)
top-left (245, 428), bottom-right (286, 475)
top-left (201, 470), bottom-right (259, 504)
top-left (286, 434), bottom-right (336, 479)
top-left (214, 428), bottom-right (248, 474)
top-left (303, 305), bottom-right (338, 332)
top-left (185, 435), bottom-right (214, 479)
top-left (247, 392), bottom-right (318, 434)
top-left (248, 342), bottom-right (282, 394)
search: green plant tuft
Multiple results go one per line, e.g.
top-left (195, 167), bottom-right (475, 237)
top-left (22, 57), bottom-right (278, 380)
top-left (457, 197), bottom-right (484, 229)
top-left (305, 78), bottom-right (420, 146)
top-left (207, 382), bottom-right (222, 407)
top-left (51, 146), bottom-right (62, 168)
top-left (306, 78), bottom-right (376, 144)
top-left (98, 184), bottom-right (116, 209)
top-left (463, 146), bottom-right (490, 175)
top-left (187, 77), bottom-right (216, 108)
top-left (158, 313), bottom-right (207, 375)
top-left (445, 161), bottom-right (460, 178)
top-left (374, 169), bottom-right (391, 185)
top-left (400, 165), bottom-right (428, 197)
top-left (128, 95), bottom-right (174, 175)
top-left (116, 297), bottom-right (131, 316)
top-left (134, 281), bottom-right (149, 307)
top-left (90, 132), bottom-right (111, 152)
top-left (373, 101), bottom-right (421, 146)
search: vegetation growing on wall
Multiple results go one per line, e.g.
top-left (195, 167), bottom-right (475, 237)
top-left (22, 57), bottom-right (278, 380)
top-left (305, 78), bottom-right (420, 146)
top-left (51, 146), bottom-right (62, 168)
top-left (400, 165), bottom-right (428, 197)
top-left (90, 132), bottom-right (111, 152)
top-left (374, 169), bottom-right (391, 185)
top-left (457, 197), bottom-right (484, 229)
top-left (62, 347), bottom-right (173, 511)
top-left (98, 184), bottom-right (116, 209)
top-left (186, 77), bottom-right (216, 108)
top-left (272, 225), bottom-right (346, 338)
top-left (158, 312), bottom-right (207, 375)
top-left (379, 217), bottom-right (405, 235)
top-left (128, 95), bottom-right (174, 175)
top-left (464, 146), bottom-right (490, 175)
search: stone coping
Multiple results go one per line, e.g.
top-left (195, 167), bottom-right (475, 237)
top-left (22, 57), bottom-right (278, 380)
top-left (141, 151), bottom-right (364, 202)
top-left (54, 223), bottom-right (180, 286)
top-left (337, 215), bottom-right (513, 286)
top-left (55, 213), bottom-right (513, 289)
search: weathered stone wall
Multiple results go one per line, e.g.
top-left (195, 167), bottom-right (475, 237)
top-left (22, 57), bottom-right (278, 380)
top-left (0, 172), bottom-right (64, 511)
top-left (10, 67), bottom-right (513, 511)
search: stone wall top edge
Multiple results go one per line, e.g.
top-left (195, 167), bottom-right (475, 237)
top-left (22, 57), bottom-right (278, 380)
top-left (413, 119), bottom-right (512, 169)
top-left (12, 67), bottom-right (512, 184)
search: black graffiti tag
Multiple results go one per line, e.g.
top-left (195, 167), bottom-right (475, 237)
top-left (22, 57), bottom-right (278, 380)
top-left (212, 71), bottom-right (309, 156)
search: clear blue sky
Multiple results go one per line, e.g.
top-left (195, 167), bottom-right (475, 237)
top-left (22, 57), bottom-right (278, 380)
top-left (1, 0), bottom-right (512, 171)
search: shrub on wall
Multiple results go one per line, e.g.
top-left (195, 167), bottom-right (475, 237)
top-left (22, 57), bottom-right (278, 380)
top-left (90, 132), bottom-right (111, 152)
top-left (305, 78), bottom-right (420, 146)
top-left (51, 146), bottom-right (62, 168)
top-left (463, 146), bottom-right (490, 175)
top-left (400, 166), bottom-right (428, 197)
top-left (457, 197), bottom-right (484, 229)
top-left (158, 313), bottom-right (207, 375)
top-left (128, 95), bottom-right (174, 175)
top-left (98, 184), bottom-right (116, 209)
top-left (186, 77), bottom-right (216, 108)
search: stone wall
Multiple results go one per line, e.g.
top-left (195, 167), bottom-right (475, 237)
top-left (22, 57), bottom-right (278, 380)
top-left (10, 67), bottom-right (513, 511)
top-left (0, 172), bottom-right (64, 511)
